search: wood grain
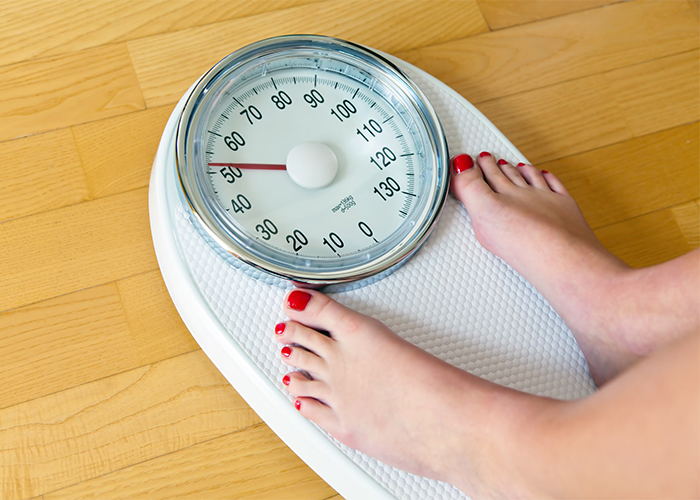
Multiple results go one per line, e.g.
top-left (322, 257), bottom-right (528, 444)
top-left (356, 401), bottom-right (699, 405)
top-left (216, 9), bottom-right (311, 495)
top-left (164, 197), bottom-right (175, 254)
top-left (672, 200), bottom-right (700, 248)
top-left (595, 205), bottom-right (695, 268)
top-left (0, 188), bottom-right (156, 313)
top-left (398, 0), bottom-right (699, 105)
top-left (541, 122), bottom-right (700, 229)
top-left (476, 73), bottom-right (633, 163)
top-left (0, 0), bottom-right (321, 67)
top-left (0, 283), bottom-right (133, 409)
top-left (72, 105), bottom-right (175, 198)
top-left (0, 1), bottom-right (698, 498)
top-left (127, 0), bottom-right (488, 107)
top-left (0, 350), bottom-right (261, 500)
top-left (43, 424), bottom-right (335, 500)
top-left (117, 270), bottom-right (199, 362)
top-left (477, 0), bottom-right (622, 30)
top-left (604, 49), bottom-right (700, 137)
top-left (0, 44), bottom-right (144, 143)
top-left (0, 129), bottom-right (90, 222)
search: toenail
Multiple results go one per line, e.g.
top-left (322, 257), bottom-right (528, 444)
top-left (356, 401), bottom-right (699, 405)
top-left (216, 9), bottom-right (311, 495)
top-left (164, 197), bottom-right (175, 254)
top-left (517, 162), bottom-right (526, 167)
top-left (541, 170), bottom-right (549, 174)
top-left (281, 346), bottom-right (292, 358)
top-left (275, 322), bottom-right (286, 335)
top-left (287, 290), bottom-right (312, 311)
top-left (295, 400), bottom-right (302, 410)
top-left (452, 154), bottom-right (473, 174)
top-left (497, 159), bottom-right (508, 165)
top-left (282, 374), bottom-right (290, 386)
top-left (479, 151), bottom-right (491, 157)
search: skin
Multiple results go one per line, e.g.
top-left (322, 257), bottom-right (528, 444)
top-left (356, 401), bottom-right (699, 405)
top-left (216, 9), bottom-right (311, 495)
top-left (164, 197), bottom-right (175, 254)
top-left (274, 153), bottom-right (700, 498)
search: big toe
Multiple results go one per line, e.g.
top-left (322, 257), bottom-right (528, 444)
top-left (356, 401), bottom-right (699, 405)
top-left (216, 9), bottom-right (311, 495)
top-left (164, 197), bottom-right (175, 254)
top-left (284, 289), bottom-right (362, 339)
top-left (450, 154), bottom-right (497, 214)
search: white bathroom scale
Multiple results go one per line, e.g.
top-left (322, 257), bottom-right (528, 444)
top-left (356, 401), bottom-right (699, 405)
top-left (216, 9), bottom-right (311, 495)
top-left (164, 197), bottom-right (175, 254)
top-left (149, 37), bottom-right (596, 500)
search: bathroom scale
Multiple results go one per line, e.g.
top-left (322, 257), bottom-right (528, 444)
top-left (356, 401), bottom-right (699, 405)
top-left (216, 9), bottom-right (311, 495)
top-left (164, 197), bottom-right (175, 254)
top-left (149, 35), bottom-right (596, 500)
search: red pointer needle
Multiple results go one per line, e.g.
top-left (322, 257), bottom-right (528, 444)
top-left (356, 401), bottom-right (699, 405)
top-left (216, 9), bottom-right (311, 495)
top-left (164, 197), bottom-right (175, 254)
top-left (208, 162), bottom-right (286, 171)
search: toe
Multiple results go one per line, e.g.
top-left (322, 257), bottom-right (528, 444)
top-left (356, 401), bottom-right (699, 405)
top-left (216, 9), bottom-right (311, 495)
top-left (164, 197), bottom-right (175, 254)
top-left (283, 371), bottom-right (329, 400)
top-left (477, 152), bottom-right (513, 192)
top-left (497, 158), bottom-right (528, 187)
top-left (450, 154), bottom-right (498, 214)
top-left (274, 321), bottom-right (332, 357)
top-left (516, 163), bottom-right (549, 190)
top-left (294, 397), bottom-right (340, 432)
top-left (541, 170), bottom-right (570, 195)
top-left (284, 289), bottom-right (367, 339)
top-left (280, 344), bottom-right (326, 376)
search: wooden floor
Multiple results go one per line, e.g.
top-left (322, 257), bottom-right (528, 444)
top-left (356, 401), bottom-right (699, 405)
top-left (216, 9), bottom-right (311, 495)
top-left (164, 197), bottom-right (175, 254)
top-left (0, 1), bottom-right (697, 498)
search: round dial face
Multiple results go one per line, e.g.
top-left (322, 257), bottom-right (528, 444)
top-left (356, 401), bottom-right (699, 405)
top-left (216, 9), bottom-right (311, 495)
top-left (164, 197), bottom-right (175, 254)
top-left (177, 36), bottom-right (448, 285)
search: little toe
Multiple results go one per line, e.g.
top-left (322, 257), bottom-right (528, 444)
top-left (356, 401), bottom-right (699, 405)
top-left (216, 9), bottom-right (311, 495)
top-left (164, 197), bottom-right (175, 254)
top-left (274, 321), bottom-right (332, 357)
top-left (280, 344), bottom-right (326, 376)
top-left (541, 170), bottom-right (570, 195)
top-left (283, 371), bottom-right (329, 400)
top-left (516, 163), bottom-right (549, 190)
top-left (294, 397), bottom-right (340, 434)
top-left (477, 152), bottom-right (513, 192)
top-left (450, 154), bottom-right (498, 214)
top-left (497, 158), bottom-right (528, 188)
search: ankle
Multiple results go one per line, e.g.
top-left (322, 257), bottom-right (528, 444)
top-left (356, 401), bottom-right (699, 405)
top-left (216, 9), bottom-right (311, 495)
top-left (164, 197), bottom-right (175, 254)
top-left (443, 378), bottom-right (556, 498)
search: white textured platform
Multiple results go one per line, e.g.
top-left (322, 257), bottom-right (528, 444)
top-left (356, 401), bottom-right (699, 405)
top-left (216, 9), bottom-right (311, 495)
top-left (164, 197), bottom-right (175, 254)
top-left (150, 55), bottom-right (596, 500)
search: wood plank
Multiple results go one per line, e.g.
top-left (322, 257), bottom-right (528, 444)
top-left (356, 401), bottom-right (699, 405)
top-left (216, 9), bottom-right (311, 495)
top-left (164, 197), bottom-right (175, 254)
top-left (672, 199), bottom-right (700, 248)
top-left (594, 207), bottom-right (695, 268)
top-left (0, 44), bottom-right (144, 143)
top-left (127, 0), bottom-right (489, 107)
top-left (117, 270), bottom-right (199, 362)
top-left (477, 0), bottom-right (621, 30)
top-left (43, 423), bottom-right (335, 500)
top-left (398, 0), bottom-right (699, 105)
top-left (0, 129), bottom-right (90, 222)
top-left (476, 73), bottom-right (633, 164)
top-left (0, 188), bottom-right (156, 313)
top-left (0, 350), bottom-right (261, 500)
top-left (541, 122), bottom-right (700, 229)
top-left (72, 105), bottom-right (174, 198)
top-left (604, 49), bottom-right (700, 137)
top-left (0, 283), bottom-right (136, 410)
top-left (0, 0), bottom-right (321, 67)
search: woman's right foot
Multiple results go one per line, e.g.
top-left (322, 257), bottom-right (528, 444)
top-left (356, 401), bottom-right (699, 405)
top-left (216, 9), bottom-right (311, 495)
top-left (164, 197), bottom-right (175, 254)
top-left (450, 153), bottom-right (637, 384)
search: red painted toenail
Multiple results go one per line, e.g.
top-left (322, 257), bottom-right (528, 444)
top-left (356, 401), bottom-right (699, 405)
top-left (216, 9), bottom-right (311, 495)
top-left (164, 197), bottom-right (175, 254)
top-left (282, 375), bottom-right (290, 386)
top-left (541, 170), bottom-right (549, 174)
top-left (287, 290), bottom-right (312, 311)
top-left (275, 322), bottom-right (286, 335)
top-left (497, 159), bottom-right (508, 165)
top-left (295, 400), bottom-right (302, 410)
top-left (517, 162), bottom-right (526, 167)
top-left (452, 154), bottom-right (473, 174)
top-left (281, 346), bottom-right (292, 358)
top-left (479, 151), bottom-right (491, 157)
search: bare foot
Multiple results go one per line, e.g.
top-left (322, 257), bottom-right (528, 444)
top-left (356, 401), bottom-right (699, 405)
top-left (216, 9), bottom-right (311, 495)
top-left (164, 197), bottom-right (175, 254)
top-left (450, 153), bottom-right (642, 384)
top-left (275, 289), bottom-right (549, 498)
